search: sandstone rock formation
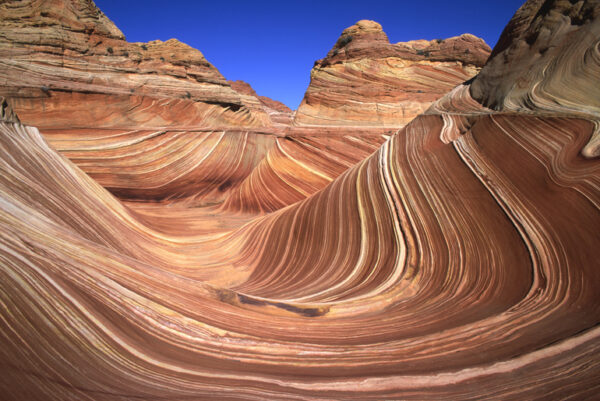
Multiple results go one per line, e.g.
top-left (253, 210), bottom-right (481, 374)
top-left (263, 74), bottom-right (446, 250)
top-left (42, 128), bottom-right (277, 203)
top-left (0, 0), bottom-right (270, 129)
top-left (0, 96), bottom-right (20, 123)
top-left (0, 0), bottom-right (395, 205)
top-left (220, 131), bottom-right (388, 212)
top-left (294, 20), bottom-right (491, 127)
top-left (229, 80), bottom-right (294, 125)
top-left (0, 0), bottom-right (385, 206)
top-left (469, 0), bottom-right (600, 157)
top-left (1, 0), bottom-right (600, 400)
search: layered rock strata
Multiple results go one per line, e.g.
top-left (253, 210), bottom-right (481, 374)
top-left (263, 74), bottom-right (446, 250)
top-left (469, 0), bottom-right (600, 157)
top-left (0, 0), bottom-right (270, 129)
top-left (294, 20), bottom-right (491, 127)
top-left (1, 0), bottom-right (600, 400)
top-left (229, 80), bottom-right (294, 126)
top-left (42, 128), bottom-right (276, 203)
top-left (220, 132), bottom-right (389, 213)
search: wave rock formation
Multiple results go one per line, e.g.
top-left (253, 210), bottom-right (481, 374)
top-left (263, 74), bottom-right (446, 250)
top-left (1, 0), bottom-right (600, 399)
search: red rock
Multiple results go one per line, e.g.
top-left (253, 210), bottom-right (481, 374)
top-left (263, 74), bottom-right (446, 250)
top-left (294, 20), bottom-right (491, 127)
top-left (0, 96), bottom-right (20, 123)
top-left (0, 0), bottom-right (271, 129)
top-left (257, 95), bottom-right (292, 114)
top-left (1, 1), bottom-right (600, 399)
top-left (469, 0), bottom-right (600, 157)
top-left (229, 80), bottom-right (293, 126)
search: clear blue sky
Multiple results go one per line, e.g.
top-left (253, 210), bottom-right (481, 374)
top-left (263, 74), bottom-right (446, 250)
top-left (94, 0), bottom-right (525, 109)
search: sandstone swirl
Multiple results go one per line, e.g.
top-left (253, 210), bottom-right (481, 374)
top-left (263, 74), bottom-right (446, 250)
top-left (294, 20), bottom-right (491, 127)
top-left (1, 0), bottom-right (600, 400)
top-left (0, 0), bottom-right (394, 206)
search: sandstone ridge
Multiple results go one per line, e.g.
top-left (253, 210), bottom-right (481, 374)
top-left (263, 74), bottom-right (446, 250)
top-left (294, 19), bottom-right (492, 127)
top-left (0, 0), bottom-right (271, 129)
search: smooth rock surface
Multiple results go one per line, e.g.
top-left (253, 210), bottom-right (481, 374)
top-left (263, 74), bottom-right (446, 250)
top-left (0, 0), bottom-right (599, 400)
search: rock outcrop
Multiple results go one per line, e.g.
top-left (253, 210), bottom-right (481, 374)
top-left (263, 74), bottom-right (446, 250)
top-left (0, 0), bottom-right (270, 129)
top-left (1, 0), bottom-right (600, 400)
top-left (294, 20), bottom-right (491, 127)
top-left (469, 0), bottom-right (600, 157)
top-left (229, 80), bottom-right (294, 125)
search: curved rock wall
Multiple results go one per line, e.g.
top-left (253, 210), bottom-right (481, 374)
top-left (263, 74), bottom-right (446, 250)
top-left (0, 0), bottom-right (599, 399)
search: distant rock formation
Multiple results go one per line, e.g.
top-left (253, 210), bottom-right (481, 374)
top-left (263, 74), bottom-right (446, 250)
top-left (229, 80), bottom-right (293, 125)
top-left (0, 0), bottom-right (271, 129)
top-left (294, 20), bottom-right (491, 127)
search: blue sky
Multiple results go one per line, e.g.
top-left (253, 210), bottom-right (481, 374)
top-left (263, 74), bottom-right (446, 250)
top-left (94, 0), bottom-right (525, 109)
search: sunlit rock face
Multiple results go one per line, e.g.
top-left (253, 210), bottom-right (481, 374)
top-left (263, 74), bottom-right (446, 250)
top-left (229, 80), bottom-right (294, 126)
top-left (0, 0), bottom-right (387, 206)
top-left (0, 0), bottom-right (271, 129)
top-left (294, 20), bottom-right (491, 127)
top-left (220, 130), bottom-right (389, 213)
top-left (469, 0), bottom-right (600, 157)
top-left (1, 0), bottom-right (600, 400)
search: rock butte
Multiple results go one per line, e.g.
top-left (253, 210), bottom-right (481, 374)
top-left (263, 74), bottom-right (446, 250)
top-left (294, 19), bottom-right (491, 127)
top-left (0, 0), bottom-right (599, 400)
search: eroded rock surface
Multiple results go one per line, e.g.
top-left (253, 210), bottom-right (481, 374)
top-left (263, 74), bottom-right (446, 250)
top-left (0, 0), bottom-right (270, 129)
top-left (470, 0), bottom-right (600, 157)
top-left (294, 20), bottom-right (491, 127)
top-left (1, 0), bottom-right (599, 400)
top-left (229, 80), bottom-right (293, 126)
